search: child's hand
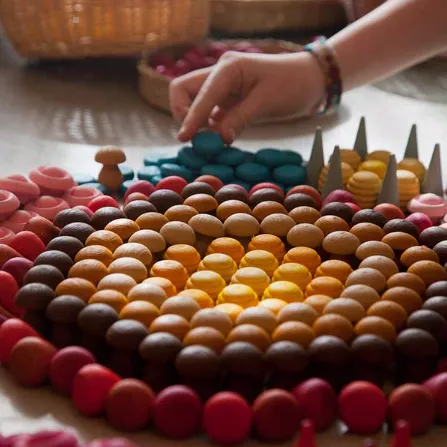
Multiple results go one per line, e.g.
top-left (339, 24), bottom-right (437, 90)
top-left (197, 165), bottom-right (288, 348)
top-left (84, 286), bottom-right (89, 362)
top-left (169, 51), bottom-right (325, 144)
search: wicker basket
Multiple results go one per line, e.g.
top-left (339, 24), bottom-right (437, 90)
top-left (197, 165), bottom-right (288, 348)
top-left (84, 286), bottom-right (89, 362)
top-left (211, 0), bottom-right (347, 35)
top-left (0, 0), bottom-right (210, 59)
top-left (138, 39), bottom-right (302, 114)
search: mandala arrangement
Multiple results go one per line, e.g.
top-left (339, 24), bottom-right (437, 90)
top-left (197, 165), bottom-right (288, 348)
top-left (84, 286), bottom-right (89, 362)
top-left (0, 122), bottom-right (446, 447)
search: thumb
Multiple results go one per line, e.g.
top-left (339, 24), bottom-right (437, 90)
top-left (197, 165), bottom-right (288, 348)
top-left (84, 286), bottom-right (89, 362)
top-left (218, 87), bottom-right (265, 143)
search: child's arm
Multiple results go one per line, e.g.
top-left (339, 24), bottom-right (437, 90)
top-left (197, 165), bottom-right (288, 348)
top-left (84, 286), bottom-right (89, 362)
top-left (171, 0), bottom-right (447, 142)
top-left (331, 0), bottom-right (447, 90)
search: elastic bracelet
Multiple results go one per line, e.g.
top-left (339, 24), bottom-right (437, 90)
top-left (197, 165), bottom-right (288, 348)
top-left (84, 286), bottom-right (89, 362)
top-left (304, 36), bottom-right (343, 115)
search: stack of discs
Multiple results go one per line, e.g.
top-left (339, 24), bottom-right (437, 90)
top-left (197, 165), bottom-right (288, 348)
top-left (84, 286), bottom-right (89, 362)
top-left (366, 150), bottom-right (392, 165)
top-left (318, 162), bottom-right (354, 190)
top-left (398, 158), bottom-right (426, 182)
top-left (357, 160), bottom-right (387, 180)
top-left (346, 172), bottom-right (382, 209)
top-left (339, 149), bottom-right (362, 170)
top-left (216, 283), bottom-right (259, 308)
top-left (397, 170), bottom-right (420, 209)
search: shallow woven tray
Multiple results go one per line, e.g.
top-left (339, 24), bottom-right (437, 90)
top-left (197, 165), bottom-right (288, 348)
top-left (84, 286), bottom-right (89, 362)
top-left (0, 0), bottom-right (210, 59)
top-left (210, 0), bottom-right (347, 35)
top-left (138, 39), bottom-right (302, 115)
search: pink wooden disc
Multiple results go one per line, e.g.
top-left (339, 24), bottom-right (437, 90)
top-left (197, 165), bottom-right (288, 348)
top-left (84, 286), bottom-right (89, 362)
top-left (0, 175), bottom-right (40, 204)
top-left (29, 166), bottom-right (76, 196)
top-left (63, 186), bottom-right (103, 207)
top-left (0, 190), bottom-right (20, 221)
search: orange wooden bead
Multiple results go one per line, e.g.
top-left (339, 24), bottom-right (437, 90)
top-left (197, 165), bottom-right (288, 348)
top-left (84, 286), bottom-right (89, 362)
top-left (272, 321), bottom-right (315, 348)
top-left (191, 308), bottom-right (233, 336)
top-left (367, 300), bottom-right (408, 331)
top-left (55, 278), bottom-right (96, 303)
top-left (313, 314), bottom-right (354, 343)
top-left (128, 283), bottom-right (168, 307)
top-left (109, 257), bottom-right (148, 283)
top-left (135, 212), bottom-right (168, 231)
top-left (355, 316), bottom-right (397, 343)
top-left (85, 230), bottom-right (123, 252)
top-left (114, 243), bottom-right (153, 267)
top-left (160, 296), bottom-right (201, 321)
top-left (381, 287), bottom-right (423, 315)
top-left (98, 273), bottom-right (137, 295)
top-left (184, 327), bottom-right (226, 353)
top-left (75, 245), bottom-right (114, 266)
top-left (105, 218), bottom-right (140, 241)
top-left (149, 314), bottom-right (190, 340)
top-left (119, 300), bottom-right (159, 326)
top-left (227, 324), bottom-right (271, 351)
top-left (386, 273), bottom-right (426, 296)
top-left (304, 295), bottom-right (333, 315)
top-left (68, 259), bottom-right (108, 286)
top-left (89, 289), bottom-right (128, 312)
top-left (150, 260), bottom-right (189, 290)
top-left (258, 298), bottom-right (288, 315)
top-left (408, 260), bottom-right (447, 287)
top-left (178, 289), bottom-right (214, 309)
top-left (143, 277), bottom-right (177, 297)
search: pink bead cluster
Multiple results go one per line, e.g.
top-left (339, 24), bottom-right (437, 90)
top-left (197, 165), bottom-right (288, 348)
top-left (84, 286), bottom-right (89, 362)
top-left (0, 167), bottom-right (102, 245)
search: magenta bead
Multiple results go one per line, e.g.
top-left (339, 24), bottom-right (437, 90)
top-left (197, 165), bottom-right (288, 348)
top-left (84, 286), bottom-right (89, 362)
top-left (124, 180), bottom-right (156, 200)
top-left (0, 175), bottom-right (40, 204)
top-left (2, 257), bottom-right (33, 287)
top-left (88, 196), bottom-right (120, 213)
top-left (4, 210), bottom-right (38, 233)
top-left (63, 186), bottom-right (103, 207)
top-left (249, 183), bottom-right (284, 198)
top-left (0, 227), bottom-right (15, 245)
top-left (0, 190), bottom-right (20, 221)
top-left (0, 271), bottom-right (20, 316)
top-left (9, 231), bottom-right (46, 262)
top-left (323, 190), bottom-right (357, 206)
top-left (156, 177), bottom-right (188, 195)
top-left (406, 212), bottom-right (433, 233)
top-left (29, 166), bottom-right (76, 196)
top-left (74, 205), bottom-right (94, 217)
top-left (407, 193), bottom-right (447, 224)
top-left (24, 196), bottom-right (70, 221)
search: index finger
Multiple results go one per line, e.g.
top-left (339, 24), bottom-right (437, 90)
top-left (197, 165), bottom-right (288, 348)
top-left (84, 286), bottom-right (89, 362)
top-left (169, 68), bottom-right (212, 122)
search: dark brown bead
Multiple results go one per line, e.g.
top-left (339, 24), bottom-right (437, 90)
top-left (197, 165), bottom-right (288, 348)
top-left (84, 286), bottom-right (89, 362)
top-left (139, 332), bottom-right (183, 363)
top-left (221, 341), bottom-right (265, 376)
top-left (350, 334), bottom-right (393, 365)
top-left (407, 309), bottom-right (447, 343)
top-left (320, 202), bottom-right (354, 223)
top-left (149, 190), bottom-right (183, 214)
top-left (46, 236), bottom-right (84, 260)
top-left (33, 250), bottom-right (74, 276)
top-left (123, 201), bottom-right (157, 221)
top-left (60, 222), bottom-right (95, 244)
top-left (46, 295), bottom-right (86, 324)
top-left (15, 283), bottom-right (55, 311)
top-left (419, 227), bottom-right (447, 249)
top-left (265, 341), bottom-right (309, 373)
top-left (216, 186), bottom-right (248, 204)
top-left (425, 281), bottom-right (447, 299)
top-left (23, 265), bottom-right (64, 290)
top-left (106, 319), bottom-right (148, 350)
top-left (434, 241), bottom-right (447, 265)
top-left (91, 207), bottom-right (126, 230)
top-left (383, 219), bottom-right (419, 239)
top-left (308, 335), bottom-right (350, 366)
top-left (77, 303), bottom-right (119, 337)
top-left (181, 182), bottom-right (216, 199)
top-left (283, 193), bottom-right (315, 212)
top-left (395, 328), bottom-right (438, 358)
top-left (175, 345), bottom-right (219, 379)
top-left (53, 209), bottom-right (91, 228)
top-left (423, 296), bottom-right (447, 319)
top-left (351, 209), bottom-right (387, 228)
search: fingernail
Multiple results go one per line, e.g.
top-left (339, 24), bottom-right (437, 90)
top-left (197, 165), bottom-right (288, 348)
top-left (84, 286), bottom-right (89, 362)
top-left (178, 126), bottom-right (187, 141)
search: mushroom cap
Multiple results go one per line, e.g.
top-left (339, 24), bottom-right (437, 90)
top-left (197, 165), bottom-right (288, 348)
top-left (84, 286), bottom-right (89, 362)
top-left (95, 146), bottom-right (126, 165)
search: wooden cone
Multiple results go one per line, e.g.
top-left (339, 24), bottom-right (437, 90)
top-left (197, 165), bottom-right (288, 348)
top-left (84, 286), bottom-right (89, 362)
top-left (422, 144), bottom-right (443, 196)
top-left (306, 127), bottom-right (325, 189)
top-left (322, 146), bottom-right (344, 199)
top-left (354, 116), bottom-right (368, 160)
top-left (377, 154), bottom-right (399, 206)
top-left (403, 124), bottom-right (418, 159)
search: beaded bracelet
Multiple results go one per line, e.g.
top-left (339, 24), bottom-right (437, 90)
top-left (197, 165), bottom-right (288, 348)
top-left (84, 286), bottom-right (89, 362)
top-left (304, 36), bottom-right (343, 115)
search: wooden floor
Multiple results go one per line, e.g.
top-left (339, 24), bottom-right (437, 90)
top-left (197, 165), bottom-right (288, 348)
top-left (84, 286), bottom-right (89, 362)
top-left (1, 32), bottom-right (447, 446)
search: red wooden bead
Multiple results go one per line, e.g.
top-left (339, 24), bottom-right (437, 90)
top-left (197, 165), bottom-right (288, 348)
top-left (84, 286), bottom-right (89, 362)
top-left (292, 378), bottom-right (337, 431)
top-left (296, 419), bottom-right (317, 447)
top-left (252, 389), bottom-right (301, 442)
top-left (85, 439), bottom-right (140, 447)
top-left (74, 205), bottom-right (95, 218)
top-left (23, 216), bottom-right (60, 245)
top-left (249, 183), bottom-right (284, 198)
top-left (124, 181), bottom-right (156, 200)
top-left (124, 192), bottom-right (149, 205)
top-left (9, 231), bottom-right (46, 261)
top-left (2, 257), bottom-right (33, 287)
top-left (390, 420), bottom-right (412, 447)
top-left (286, 185), bottom-right (322, 209)
top-left (0, 271), bottom-right (21, 316)
top-left (16, 431), bottom-right (79, 447)
top-left (153, 385), bottom-right (202, 439)
top-left (8, 336), bottom-right (57, 387)
top-left (88, 196), bottom-right (120, 213)
top-left (339, 381), bottom-right (387, 435)
top-left (156, 176), bottom-right (188, 195)
top-left (105, 378), bottom-right (155, 431)
top-left (203, 391), bottom-right (252, 444)
top-left (194, 175), bottom-right (224, 192)
top-left (423, 372), bottom-right (447, 424)
top-left (49, 346), bottom-right (96, 395)
top-left (0, 318), bottom-right (39, 365)
top-left (0, 244), bottom-right (22, 269)
top-left (72, 364), bottom-right (120, 417)
top-left (389, 383), bottom-right (435, 435)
